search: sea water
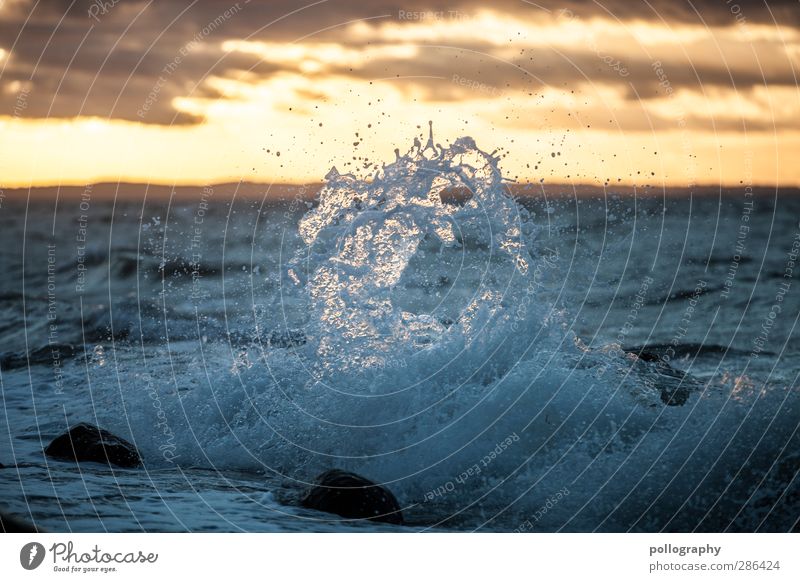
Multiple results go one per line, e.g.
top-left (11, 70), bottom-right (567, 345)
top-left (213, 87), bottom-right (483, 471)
top-left (0, 130), bottom-right (798, 531)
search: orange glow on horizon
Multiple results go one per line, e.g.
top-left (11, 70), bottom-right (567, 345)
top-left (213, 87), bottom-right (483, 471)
top-left (1, 6), bottom-right (798, 189)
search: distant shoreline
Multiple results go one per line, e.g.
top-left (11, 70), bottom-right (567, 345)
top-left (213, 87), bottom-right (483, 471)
top-left (0, 182), bottom-right (797, 202)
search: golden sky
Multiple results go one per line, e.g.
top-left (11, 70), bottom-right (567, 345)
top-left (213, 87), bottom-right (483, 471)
top-left (1, 0), bottom-right (799, 188)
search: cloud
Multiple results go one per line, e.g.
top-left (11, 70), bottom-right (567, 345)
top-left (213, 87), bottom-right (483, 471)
top-left (0, 0), bottom-right (797, 135)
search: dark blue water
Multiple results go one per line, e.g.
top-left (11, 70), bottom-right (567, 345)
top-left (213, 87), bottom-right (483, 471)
top-left (0, 177), bottom-right (798, 532)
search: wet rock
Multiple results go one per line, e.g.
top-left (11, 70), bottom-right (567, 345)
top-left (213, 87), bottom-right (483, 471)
top-left (44, 423), bottom-right (142, 468)
top-left (628, 348), bottom-right (663, 364)
top-left (301, 469), bottom-right (404, 525)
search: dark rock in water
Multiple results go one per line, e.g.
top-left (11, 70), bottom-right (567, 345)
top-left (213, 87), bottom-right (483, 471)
top-left (0, 512), bottom-right (41, 533)
top-left (44, 423), bottom-right (142, 468)
top-left (631, 349), bottom-right (663, 364)
top-left (301, 469), bottom-right (404, 525)
top-left (0, 462), bottom-right (4, 469)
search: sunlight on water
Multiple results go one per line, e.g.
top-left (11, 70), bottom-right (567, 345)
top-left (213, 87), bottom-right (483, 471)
top-left (295, 123), bottom-right (534, 378)
top-left (2, 128), bottom-right (797, 533)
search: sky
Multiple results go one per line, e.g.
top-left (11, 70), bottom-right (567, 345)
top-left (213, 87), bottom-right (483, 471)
top-left (0, 0), bottom-right (798, 188)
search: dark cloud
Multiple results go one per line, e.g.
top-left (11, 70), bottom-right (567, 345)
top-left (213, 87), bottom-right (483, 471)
top-left (0, 0), bottom-right (797, 126)
top-left (528, 0), bottom-right (800, 26)
top-left (0, 1), bottom-right (254, 123)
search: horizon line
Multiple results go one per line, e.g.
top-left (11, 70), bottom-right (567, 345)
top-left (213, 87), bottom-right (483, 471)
top-left (2, 180), bottom-right (797, 195)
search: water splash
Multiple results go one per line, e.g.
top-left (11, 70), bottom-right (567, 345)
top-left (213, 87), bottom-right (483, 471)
top-left (82, 128), bottom-right (797, 533)
top-left (294, 124), bottom-right (538, 379)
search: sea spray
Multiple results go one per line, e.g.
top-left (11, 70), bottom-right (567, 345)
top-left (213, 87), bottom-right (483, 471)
top-left (290, 123), bottom-right (539, 381)
top-left (74, 129), bottom-right (799, 531)
top-left (114, 131), bottom-right (660, 493)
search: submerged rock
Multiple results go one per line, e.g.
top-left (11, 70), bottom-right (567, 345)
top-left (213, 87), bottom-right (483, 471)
top-left (301, 469), bottom-right (404, 525)
top-left (44, 423), bottom-right (142, 468)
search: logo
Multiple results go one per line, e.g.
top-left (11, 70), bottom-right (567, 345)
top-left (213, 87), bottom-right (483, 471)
top-left (20, 542), bottom-right (46, 570)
